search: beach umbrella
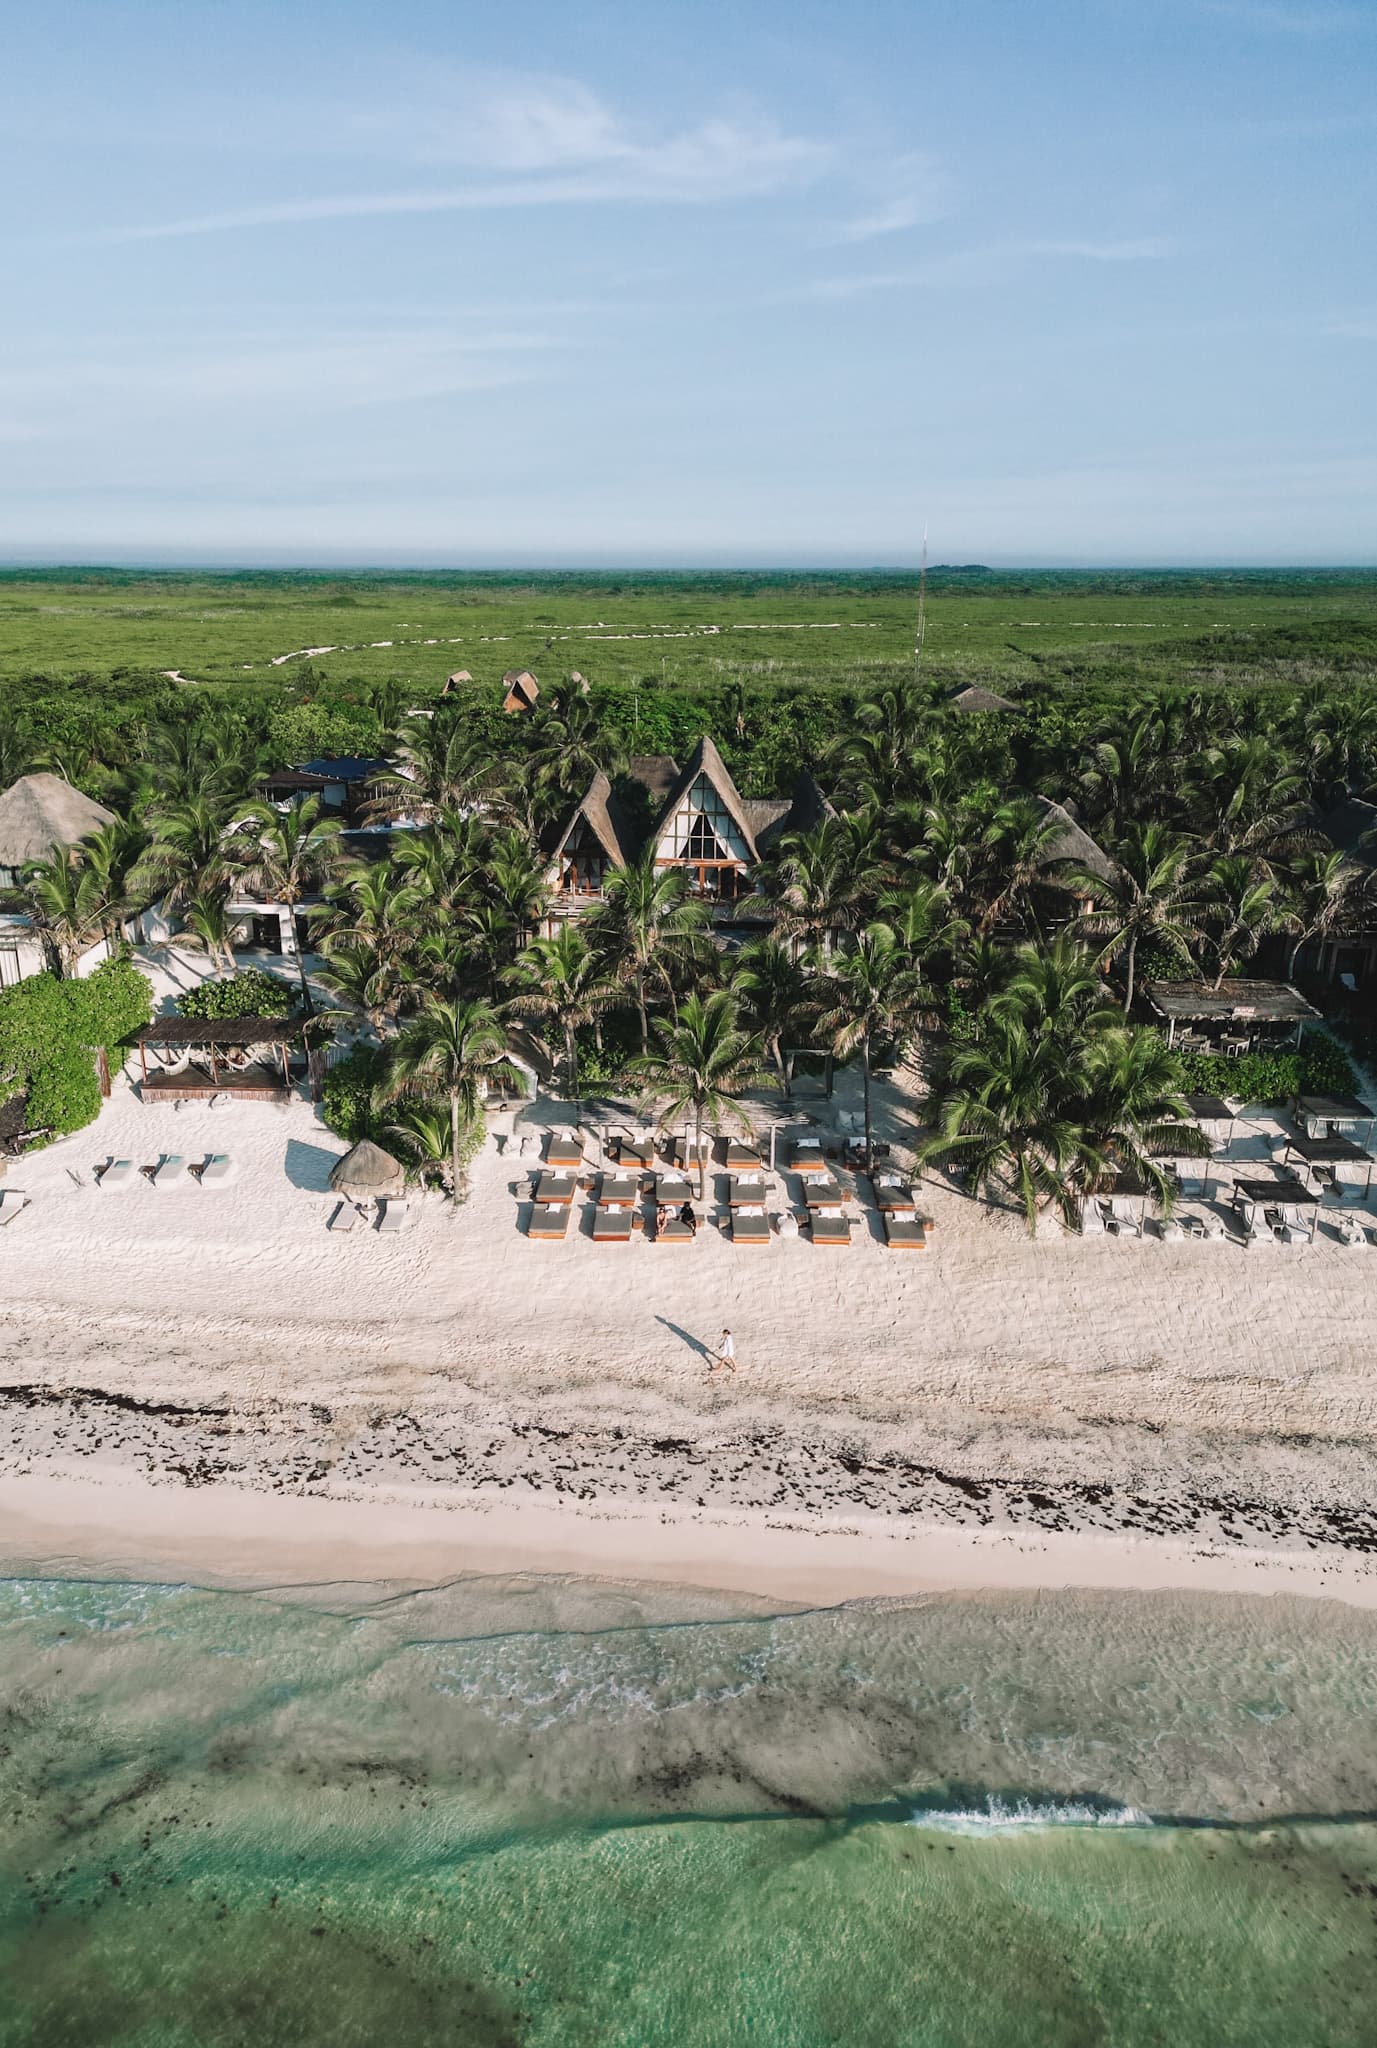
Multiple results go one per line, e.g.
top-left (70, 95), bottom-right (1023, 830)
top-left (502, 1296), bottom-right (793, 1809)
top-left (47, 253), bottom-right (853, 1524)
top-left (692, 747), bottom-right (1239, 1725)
top-left (329, 1139), bottom-right (405, 1198)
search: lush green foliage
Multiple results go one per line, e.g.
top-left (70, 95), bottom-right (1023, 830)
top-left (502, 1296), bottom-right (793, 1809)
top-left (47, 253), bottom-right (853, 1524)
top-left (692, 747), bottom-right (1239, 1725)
top-left (176, 968), bottom-right (297, 1020)
top-left (0, 961), bottom-right (153, 1141)
top-left (320, 1045), bottom-right (387, 1145)
top-left (1175, 1034), bottom-right (1359, 1106)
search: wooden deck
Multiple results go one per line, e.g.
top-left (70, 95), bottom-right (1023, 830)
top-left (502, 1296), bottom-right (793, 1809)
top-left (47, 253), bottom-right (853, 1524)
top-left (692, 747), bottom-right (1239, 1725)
top-left (139, 1062), bottom-right (294, 1104)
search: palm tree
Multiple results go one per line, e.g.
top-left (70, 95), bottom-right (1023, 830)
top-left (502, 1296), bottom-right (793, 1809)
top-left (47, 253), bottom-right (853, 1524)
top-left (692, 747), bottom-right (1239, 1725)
top-left (231, 796), bottom-right (343, 1010)
top-left (1283, 847), bottom-right (1366, 979)
top-left (373, 996), bottom-right (516, 1205)
top-left (731, 936), bottom-right (815, 1095)
top-left (976, 796), bottom-right (1065, 936)
top-left (1077, 1025), bottom-right (1206, 1213)
top-left (487, 829), bottom-right (552, 949)
top-left (1069, 822), bottom-right (1210, 1014)
top-left (181, 888), bottom-right (237, 974)
top-left (594, 858), bottom-right (709, 1054)
top-left (22, 846), bottom-right (109, 976)
top-left (371, 712), bottom-right (498, 824)
top-left (386, 1103), bottom-right (458, 1194)
top-left (1204, 856), bottom-right (1293, 990)
top-left (921, 1013), bottom-right (1087, 1232)
top-left (630, 991), bottom-right (768, 1200)
top-left (504, 926), bottom-right (620, 1101)
top-left (526, 691), bottom-right (623, 813)
top-left (811, 922), bottom-right (936, 1171)
top-left (132, 793), bottom-right (238, 914)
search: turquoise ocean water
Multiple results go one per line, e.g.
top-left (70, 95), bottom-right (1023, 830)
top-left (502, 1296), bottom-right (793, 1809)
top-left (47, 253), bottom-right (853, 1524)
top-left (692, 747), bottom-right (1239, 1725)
top-left (2, 1569), bottom-right (1376, 2046)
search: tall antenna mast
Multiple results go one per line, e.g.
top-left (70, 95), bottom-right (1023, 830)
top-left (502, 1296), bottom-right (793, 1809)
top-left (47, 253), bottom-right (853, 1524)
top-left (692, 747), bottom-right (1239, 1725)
top-left (913, 525), bottom-right (929, 686)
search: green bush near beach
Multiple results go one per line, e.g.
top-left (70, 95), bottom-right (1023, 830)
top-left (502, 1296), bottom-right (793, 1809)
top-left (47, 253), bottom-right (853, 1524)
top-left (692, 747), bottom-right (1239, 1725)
top-left (1175, 1032), bottom-right (1358, 1106)
top-left (176, 969), bottom-right (296, 1021)
top-left (0, 958), bottom-right (153, 1143)
top-left (320, 1045), bottom-right (387, 1144)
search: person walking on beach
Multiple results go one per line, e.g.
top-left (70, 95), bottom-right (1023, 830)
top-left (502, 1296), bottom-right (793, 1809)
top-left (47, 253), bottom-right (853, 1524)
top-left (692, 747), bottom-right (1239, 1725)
top-left (711, 1327), bottom-right (737, 1375)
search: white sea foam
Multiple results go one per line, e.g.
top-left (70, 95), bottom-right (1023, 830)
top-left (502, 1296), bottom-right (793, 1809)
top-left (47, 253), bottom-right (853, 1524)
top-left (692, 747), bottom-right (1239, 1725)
top-left (912, 1797), bottom-right (1154, 1834)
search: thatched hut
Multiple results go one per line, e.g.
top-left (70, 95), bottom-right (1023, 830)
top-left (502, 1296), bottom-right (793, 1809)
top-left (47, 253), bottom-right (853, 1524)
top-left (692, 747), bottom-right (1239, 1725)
top-left (0, 773), bottom-right (115, 887)
top-left (328, 1139), bottom-right (406, 1198)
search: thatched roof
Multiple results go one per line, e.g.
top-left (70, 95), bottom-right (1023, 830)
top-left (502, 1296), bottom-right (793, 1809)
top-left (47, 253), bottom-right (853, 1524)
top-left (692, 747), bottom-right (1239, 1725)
top-left (329, 1139), bottom-right (405, 1196)
top-left (1032, 798), bottom-right (1116, 884)
top-left (949, 684), bottom-right (1016, 713)
top-left (1148, 979), bottom-right (1319, 1024)
top-left (653, 735), bottom-right (761, 860)
top-left (0, 774), bottom-right (115, 867)
top-left (549, 769), bottom-right (636, 871)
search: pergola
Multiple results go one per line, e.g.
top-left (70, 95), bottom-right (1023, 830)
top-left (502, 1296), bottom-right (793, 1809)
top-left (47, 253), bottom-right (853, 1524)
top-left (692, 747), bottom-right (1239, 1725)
top-left (1147, 980), bottom-right (1318, 1053)
top-left (1294, 1093), bottom-right (1377, 1146)
top-left (134, 1017), bottom-right (305, 1102)
top-left (1282, 1129), bottom-right (1376, 1198)
top-left (1232, 1176), bottom-right (1321, 1241)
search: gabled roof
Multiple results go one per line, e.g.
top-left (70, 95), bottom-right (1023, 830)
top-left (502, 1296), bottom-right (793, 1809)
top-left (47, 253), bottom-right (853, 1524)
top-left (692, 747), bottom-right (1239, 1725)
top-left (652, 735), bottom-right (760, 861)
top-left (949, 684), bottom-right (1016, 713)
top-left (501, 668), bottom-right (540, 711)
top-left (548, 770), bottom-right (636, 871)
top-left (752, 772), bottom-right (836, 854)
top-left (0, 773), bottom-right (115, 868)
top-left (1032, 798), bottom-right (1116, 884)
top-left (627, 755), bottom-right (680, 803)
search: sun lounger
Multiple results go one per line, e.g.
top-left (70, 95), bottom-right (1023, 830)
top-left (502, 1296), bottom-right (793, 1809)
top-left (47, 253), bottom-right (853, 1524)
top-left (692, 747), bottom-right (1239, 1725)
top-left (732, 1203), bottom-right (770, 1244)
top-left (328, 1200), bottom-right (359, 1233)
top-left (788, 1138), bottom-right (829, 1177)
top-left (151, 1155), bottom-right (190, 1191)
top-left (725, 1139), bottom-right (762, 1170)
top-left (1338, 1217), bottom-right (1370, 1248)
top-left (97, 1158), bottom-right (136, 1191)
top-left (593, 1205), bottom-right (634, 1242)
top-left (545, 1132), bottom-right (584, 1171)
top-left (655, 1217), bottom-right (696, 1244)
top-left (598, 1174), bottom-right (640, 1207)
top-left (613, 1135), bottom-right (654, 1169)
top-left (377, 1198), bottom-right (408, 1233)
top-left (873, 1177), bottom-right (917, 1213)
top-left (728, 1173), bottom-right (769, 1206)
top-left (528, 1202), bottom-right (572, 1239)
top-left (654, 1172), bottom-right (693, 1205)
top-left (196, 1154), bottom-right (234, 1187)
top-left (804, 1177), bottom-right (845, 1208)
top-left (0, 1192), bottom-right (31, 1227)
top-left (811, 1205), bottom-right (851, 1246)
top-left (673, 1135), bottom-right (710, 1168)
top-left (883, 1214), bottom-right (926, 1250)
top-left (533, 1171), bottom-right (577, 1205)
top-left (1157, 1218), bottom-right (1184, 1244)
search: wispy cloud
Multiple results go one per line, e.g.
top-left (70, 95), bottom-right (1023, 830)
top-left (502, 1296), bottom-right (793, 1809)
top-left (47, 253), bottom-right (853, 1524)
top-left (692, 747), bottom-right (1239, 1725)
top-left (791, 236), bottom-right (1175, 301)
top-left (828, 151), bottom-right (946, 242)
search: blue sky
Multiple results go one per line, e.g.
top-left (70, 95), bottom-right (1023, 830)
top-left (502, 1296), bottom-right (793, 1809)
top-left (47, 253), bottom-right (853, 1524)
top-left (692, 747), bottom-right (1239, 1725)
top-left (3, 0), bottom-right (1374, 564)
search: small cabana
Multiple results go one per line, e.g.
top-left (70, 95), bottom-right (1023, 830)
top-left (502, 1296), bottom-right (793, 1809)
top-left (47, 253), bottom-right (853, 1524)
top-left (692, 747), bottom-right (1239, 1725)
top-left (1293, 1093), bottom-right (1377, 1146)
top-left (1232, 1176), bottom-right (1321, 1243)
top-left (329, 1140), bottom-right (405, 1201)
top-left (134, 1017), bottom-right (305, 1102)
top-left (1146, 980), bottom-right (1318, 1056)
top-left (1281, 1130), bottom-right (1376, 1198)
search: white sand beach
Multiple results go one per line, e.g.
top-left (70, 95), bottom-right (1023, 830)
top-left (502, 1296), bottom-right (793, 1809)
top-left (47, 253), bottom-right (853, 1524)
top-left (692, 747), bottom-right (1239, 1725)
top-left (1, 1039), bottom-right (1376, 1606)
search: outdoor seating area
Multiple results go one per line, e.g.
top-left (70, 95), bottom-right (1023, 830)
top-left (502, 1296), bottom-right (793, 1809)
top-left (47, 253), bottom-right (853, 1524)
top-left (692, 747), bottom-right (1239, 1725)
top-left (133, 1017), bottom-right (306, 1103)
top-left (1145, 980), bottom-right (1318, 1056)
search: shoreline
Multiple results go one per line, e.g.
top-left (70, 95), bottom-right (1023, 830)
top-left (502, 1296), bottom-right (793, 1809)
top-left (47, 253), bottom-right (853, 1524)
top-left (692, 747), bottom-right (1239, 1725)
top-left (3, 1468), bottom-right (1376, 1611)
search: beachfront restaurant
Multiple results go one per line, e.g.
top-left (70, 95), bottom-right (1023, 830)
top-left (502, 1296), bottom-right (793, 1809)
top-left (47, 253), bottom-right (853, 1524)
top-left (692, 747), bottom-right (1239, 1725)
top-left (133, 1017), bottom-right (306, 1103)
top-left (1145, 979), bottom-right (1319, 1056)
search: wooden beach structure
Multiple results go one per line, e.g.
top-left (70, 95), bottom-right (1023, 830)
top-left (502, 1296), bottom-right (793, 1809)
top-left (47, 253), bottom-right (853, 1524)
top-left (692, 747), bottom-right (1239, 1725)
top-left (134, 1017), bottom-right (305, 1102)
top-left (1146, 980), bottom-right (1318, 1054)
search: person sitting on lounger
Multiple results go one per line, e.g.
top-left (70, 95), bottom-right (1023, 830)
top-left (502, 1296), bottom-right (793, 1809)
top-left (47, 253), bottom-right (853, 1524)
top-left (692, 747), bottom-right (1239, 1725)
top-left (679, 1200), bottom-right (697, 1236)
top-left (656, 1203), bottom-right (671, 1238)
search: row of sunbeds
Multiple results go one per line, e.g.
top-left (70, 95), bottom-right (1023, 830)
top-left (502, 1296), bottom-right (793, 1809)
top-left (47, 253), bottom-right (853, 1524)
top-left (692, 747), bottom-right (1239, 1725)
top-left (95, 1153), bottom-right (234, 1191)
top-left (539, 1128), bottom-right (836, 1178)
top-left (526, 1162), bottom-right (931, 1249)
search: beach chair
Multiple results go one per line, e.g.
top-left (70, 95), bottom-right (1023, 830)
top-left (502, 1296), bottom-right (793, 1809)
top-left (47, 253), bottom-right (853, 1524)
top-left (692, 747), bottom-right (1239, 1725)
top-left (728, 1173), bottom-right (770, 1207)
top-left (151, 1154), bottom-right (190, 1191)
top-left (1338, 1216), bottom-right (1370, 1249)
top-left (545, 1131), bottom-right (584, 1171)
top-left (197, 1154), bottom-right (234, 1187)
top-left (674, 1135), bottom-right (710, 1169)
top-left (593, 1205), bottom-right (634, 1243)
top-left (883, 1213), bottom-right (926, 1250)
top-left (725, 1138), bottom-right (762, 1171)
top-left (787, 1136), bottom-right (829, 1178)
top-left (654, 1171), bottom-right (693, 1206)
top-left (97, 1158), bottom-right (136, 1191)
top-left (533, 1171), bottom-right (577, 1206)
top-left (528, 1202), bottom-right (572, 1240)
top-left (804, 1176), bottom-right (845, 1209)
top-left (328, 1200), bottom-right (359, 1233)
top-left (377, 1198), bottom-right (408, 1233)
top-left (614, 1133), bottom-right (654, 1170)
top-left (810, 1205), bottom-right (851, 1246)
top-left (598, 1174), bottom-right (640, 1207)
top-left (873, 1175), bottom-right (916, 1213)
top-left (731, 1203), bottom-right (770, 1245)
top-left (654, 1217), bottom-right (696, 1245)
top-left (775, 1208), bottom-right (801, 1240)
top-left (1157, 1217), bottom-right (1184, 1244)
top-left (0, 1192), bottom-right (31, 1227)
top-left (1079, 1198), bottom-right (1106, 1235)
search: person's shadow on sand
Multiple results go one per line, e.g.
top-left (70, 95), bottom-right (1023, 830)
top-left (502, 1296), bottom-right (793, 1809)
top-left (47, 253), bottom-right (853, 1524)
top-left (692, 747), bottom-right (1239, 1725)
top-left (655, 1316), bottom-right (713, 1363)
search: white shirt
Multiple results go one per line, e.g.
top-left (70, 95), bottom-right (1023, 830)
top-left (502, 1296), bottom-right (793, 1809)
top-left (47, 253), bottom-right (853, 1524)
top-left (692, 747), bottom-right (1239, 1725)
top-left (719, 1332), bottom-right (735, 1360)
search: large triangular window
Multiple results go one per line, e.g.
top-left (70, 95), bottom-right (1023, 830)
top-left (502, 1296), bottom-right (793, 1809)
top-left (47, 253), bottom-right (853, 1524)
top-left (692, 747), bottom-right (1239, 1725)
top-left (657, 773), bottom-right (748, 863)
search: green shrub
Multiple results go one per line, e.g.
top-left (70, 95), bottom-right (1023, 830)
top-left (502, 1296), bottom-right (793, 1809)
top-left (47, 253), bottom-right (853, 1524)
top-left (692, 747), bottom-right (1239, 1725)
top-left (0, 961), bottom-right (154, 1145)
top-left (1175, 1033), bottom-right (1357, 1105)
top-left (1300, 1031), bottom-right (1360, 1098)
top-left (67, 956), bottom-right (155, 1047)
top-left (177, 969), bottom-right (295, 1021)
top-left (24, 1050), bottom-right (103, 1136)
top-left (321, 1045), bottom-right (386, 1144)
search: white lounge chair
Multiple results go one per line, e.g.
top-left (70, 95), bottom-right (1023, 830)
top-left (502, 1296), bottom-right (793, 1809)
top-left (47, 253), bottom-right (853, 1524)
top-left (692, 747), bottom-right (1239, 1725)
top-left (377, 1198), bottom-right (408, 1233)
top-left (151, 1155), bottom-right (190, 1191)
top-left (197, 1154), bottom-right (234, 1187)
top-left (1338, 1217), bottom-right (1370, 1248)
top-left (328, 1200), bottom-right (359, 1233)
top-left (97, 1159), bottom-right (136, 1191)
top-left (0, 1192), bottom-right (31, 1227)
top-left (1079, 1200), bottom-right (1105, 1235)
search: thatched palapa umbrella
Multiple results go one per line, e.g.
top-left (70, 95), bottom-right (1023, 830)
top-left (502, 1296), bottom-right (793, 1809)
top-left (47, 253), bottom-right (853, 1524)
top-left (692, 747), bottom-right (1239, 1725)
top-left (329, 1139), bottom-right (405, 1199)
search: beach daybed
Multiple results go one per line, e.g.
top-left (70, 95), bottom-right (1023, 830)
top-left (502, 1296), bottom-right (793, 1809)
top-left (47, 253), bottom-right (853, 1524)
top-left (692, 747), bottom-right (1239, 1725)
top-left (599, 1174), bottom-right (640, 1207)
top-left (654, 1217), bottom-right (696, 1245)
top-left (593, 1205), bottom-right (634, 1243)
top-left (151, 1154), bottom-right (191, 1191)
top-left (804, 1176), bottom-right (845, 1209)
top-left (654, 1172), bottom-right (693, 1205)
top-left (811, 1205), bottom-right (851, 1246)
top-left (196, 1154), bottom-right (234, 1187)
top-left (613, 1134), bottom-right (654, 1170)
top-left (787, 1136), bottom-right (829, 1177)
top-left (883, 1213), bottom-right (926, 1250)
top-left (673, 1136), bottom-right (710, 1169)
top-left (728, 1173), bottom-right (769, 1207)
top-left (725, 1138), bottom-right (762, 1170)
top-left (528, 1202), bottom-right (572, 1240)
top-left (731, 1203), bottom-right (770, 1245)
top-left (0, 1191), bottom-right (31, 1227)
top-left (544, 1131), bottom-right (584, 1171)
top-left (872, 1176), bottom-right (916, 1213)
top-left (377, 1198), bottom-right (409, 1233)
top-left (328, 1200), bottom-right (359, 1233)
top-left (533, 1171), bottom-right (577, 1206)
top-left (97, 1158), bottom-right (136, 1191)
